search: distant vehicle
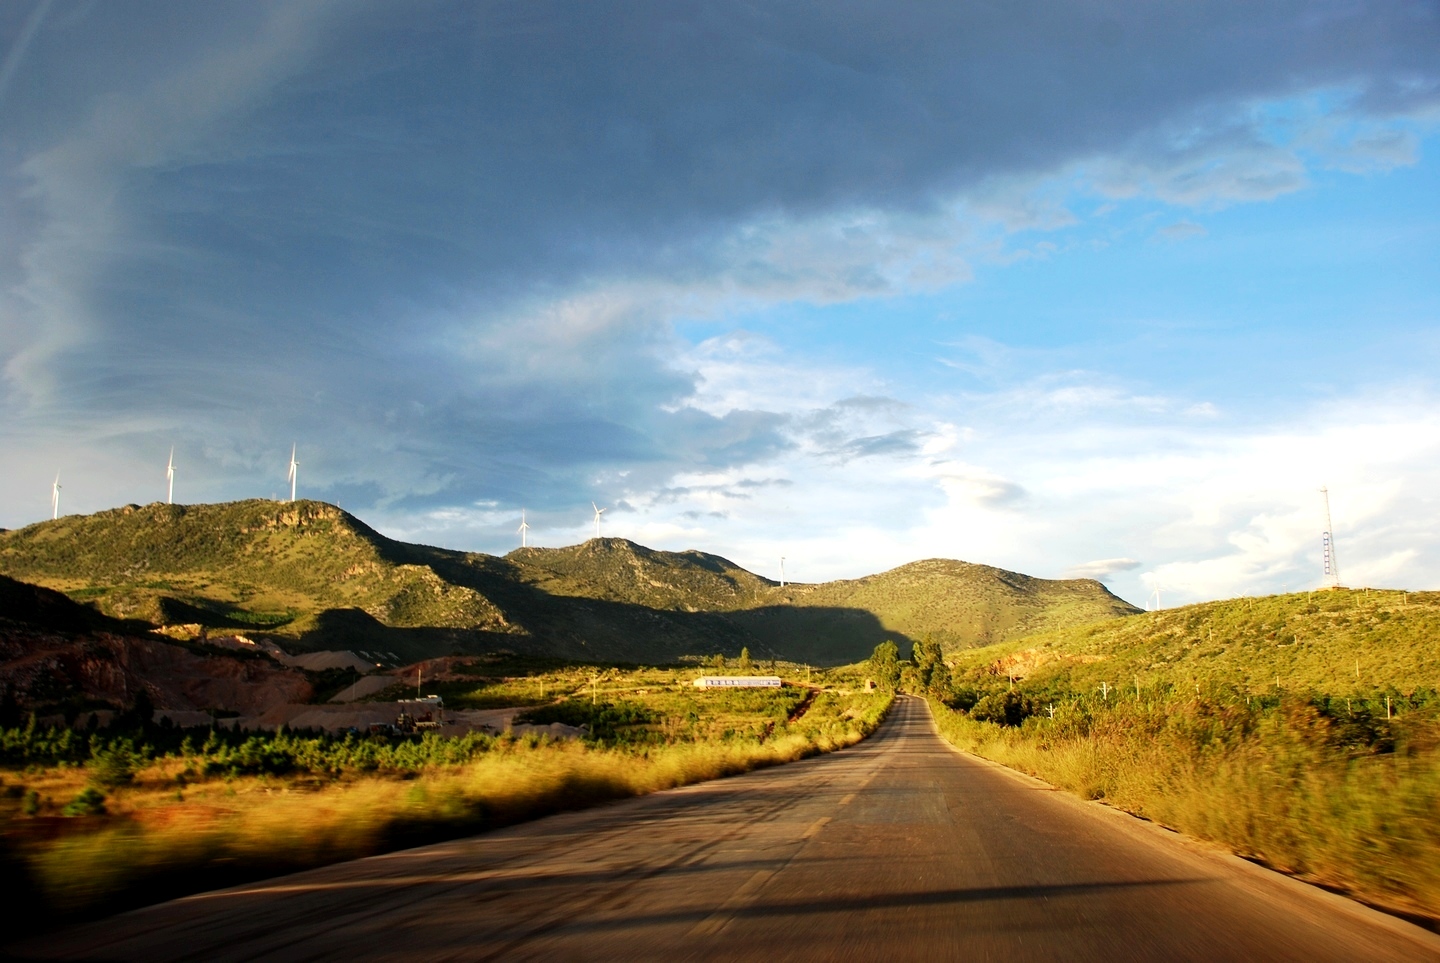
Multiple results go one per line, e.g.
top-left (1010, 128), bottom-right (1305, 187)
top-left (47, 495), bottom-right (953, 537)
top-left (397, 694), bottom-right (444, 731)
top-left (693, 676), bottom-right (782, 688)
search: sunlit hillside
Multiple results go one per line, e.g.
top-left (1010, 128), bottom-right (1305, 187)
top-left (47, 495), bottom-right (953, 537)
top-left (949, 587), bottom-right (1440, 697)
top-left (507, 538), bottom-right (774, 610)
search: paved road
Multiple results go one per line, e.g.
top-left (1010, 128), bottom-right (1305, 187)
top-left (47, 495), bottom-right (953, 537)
top-left (15, 697), bottom-right (1440, 961)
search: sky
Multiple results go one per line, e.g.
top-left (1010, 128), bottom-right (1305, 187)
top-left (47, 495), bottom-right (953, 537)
top-left (1, 1), bottom-right (1438, 608)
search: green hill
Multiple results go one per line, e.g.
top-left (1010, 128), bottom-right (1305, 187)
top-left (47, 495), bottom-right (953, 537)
top-left (0, 501), bottom-right (513, 650)
top-left (506, 539), bottom-right (774, 610)
top-left (0, 500), bottom-right (1139, 665)
top-left (731, 559), bottom-right (1140, 663)
top-left (948, 587), bottom-right (1440, 697)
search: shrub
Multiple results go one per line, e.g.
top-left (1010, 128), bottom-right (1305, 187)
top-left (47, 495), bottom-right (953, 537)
top-left (89, 744), bottom-right (138, 788)
top-left (61, 788), bottom-right (107, 817)
top-left (970, 689), bottom-right (1033, 727)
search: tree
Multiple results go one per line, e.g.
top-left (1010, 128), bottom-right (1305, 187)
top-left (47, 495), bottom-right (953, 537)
top-left (116, 688), bottom-right (155, 730)
top-left (910, 635), bottom-right (948, 694)
top-left (710, 653), bottom-right (726, 672)
top-left (869, 640), bottom-right (900, 691)
top-left (0, 686), bottom-right (21, 729)
top-left (738, 647), bottom-right (753, 672)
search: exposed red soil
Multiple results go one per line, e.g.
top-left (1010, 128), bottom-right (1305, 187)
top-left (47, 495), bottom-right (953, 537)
top-left (0, 625), bottom-right (313, 715)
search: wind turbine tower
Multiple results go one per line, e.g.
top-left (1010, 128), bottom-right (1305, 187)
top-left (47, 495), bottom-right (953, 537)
top-left (518, 509), bottom-right (530, 548)
top-left (51, 473), bottom-right (61, 520)
top-left (287, 444), bottom-right (299, 503)
top-left (1320, 486), bottom-right (1342, 589)
top-left (166, 447), bottom-right (176, 505)
top-left (779, 556), bottom-right (786, 588)
top-left (591, 502), bottom-right (606, 539)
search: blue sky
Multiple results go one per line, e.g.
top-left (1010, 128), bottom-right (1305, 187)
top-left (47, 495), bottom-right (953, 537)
top-left (2, 1), bottom-right (1437, 607)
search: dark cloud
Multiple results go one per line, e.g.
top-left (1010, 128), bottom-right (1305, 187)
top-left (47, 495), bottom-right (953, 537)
top-left (1, 0), bottom-right (1435, 531)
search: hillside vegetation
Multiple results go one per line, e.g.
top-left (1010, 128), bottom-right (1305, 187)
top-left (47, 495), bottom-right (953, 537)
top-left (926, 588), bottom-right (1440, 923)
top-left (950, 587), bottom-right (1438, 697)
top-left (0, 500), bottom-right (1136, 665)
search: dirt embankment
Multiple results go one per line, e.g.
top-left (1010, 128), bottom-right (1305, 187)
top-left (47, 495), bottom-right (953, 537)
top-left (0, 626), bottom-right (313, 715)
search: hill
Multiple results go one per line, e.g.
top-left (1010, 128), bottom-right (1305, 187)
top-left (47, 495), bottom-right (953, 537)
top-left (0, 501), bottom-right (535, 662)
top-left (0, 500), bottom-right (1139, 665)
top-left (506, 539), bottom-right (774, 610)
top-left (948, 587), bottom-right (1440, 697)
top-left (0, 573), bottom-right (312, 719)
top-left (728, 559), bottom-right (1139, 663)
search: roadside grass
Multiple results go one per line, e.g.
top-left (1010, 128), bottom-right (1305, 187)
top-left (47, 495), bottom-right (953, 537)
top-left (0, 680), bottom-right (890, 935)
top-left (926, 588), bottom-right (1440, 924)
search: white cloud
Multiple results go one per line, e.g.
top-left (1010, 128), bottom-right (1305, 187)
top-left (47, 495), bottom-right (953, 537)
top-left (1155, 220), bottom-right (1207, 242)
top-left (1064, 558), bottom-right (1142, 581)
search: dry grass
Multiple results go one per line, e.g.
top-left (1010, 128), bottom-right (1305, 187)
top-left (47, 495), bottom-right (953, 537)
top-left (928, 697), bottom-right (1440, 923)
top-left (3, 691), bottom-right (891, 933)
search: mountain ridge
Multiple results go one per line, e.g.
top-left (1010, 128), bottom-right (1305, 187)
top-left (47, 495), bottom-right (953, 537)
top-left (0, 500), bottom-right (1140, 664)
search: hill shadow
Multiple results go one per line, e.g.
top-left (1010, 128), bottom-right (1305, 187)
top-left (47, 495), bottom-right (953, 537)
top-left (411, 544), bottom-right (911, 665)
top-left (290, 608), bottom-right (526, 663)
top-left (726, 606), bottom-right (915, 665)
top-left (154, 597), bottom-right (297, 631)
top-left (283, 556), bottom-right (905, 666)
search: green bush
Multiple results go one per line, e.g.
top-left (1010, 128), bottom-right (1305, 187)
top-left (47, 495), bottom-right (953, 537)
top-left (89, 743), bottom-right (139, 788)
top-left (514, 699), bottom-right (657, 742)
top-left (61, 788), bottom-right (107, 817)
top-left (970, 689), bottom-right (1033, 727)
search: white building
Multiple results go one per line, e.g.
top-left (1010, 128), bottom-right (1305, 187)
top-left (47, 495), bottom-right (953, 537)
top-left (693, 676), bottom-right (782, 689)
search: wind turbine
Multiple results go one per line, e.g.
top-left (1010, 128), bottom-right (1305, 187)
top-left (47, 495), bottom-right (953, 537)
top-left (1147, 585), bottom-right (1162, 611)
top-left (287, 444), bottom-right (298, 503)
top-left (779, 556), bottom-right (786, 588)
top-left (166, 447), bottom-right (176, 505)
top-left (51, 473), bottom-right (61, 520)
top-left (591, 502), bottom-right (606, 539)
top-left (518, 509), bottom-right (530, 548)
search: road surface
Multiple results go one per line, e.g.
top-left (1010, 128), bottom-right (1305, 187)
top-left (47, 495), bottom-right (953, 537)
top-left (14, 696), bottom-right (1440, 961)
